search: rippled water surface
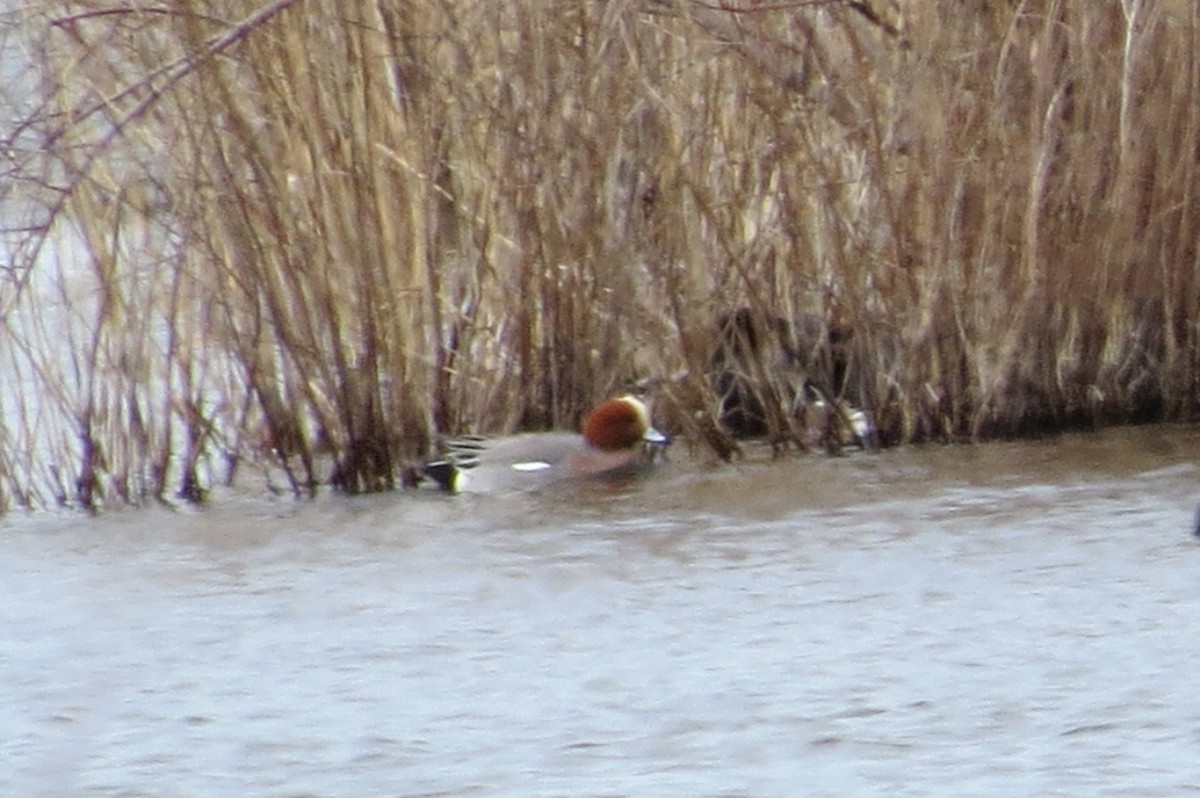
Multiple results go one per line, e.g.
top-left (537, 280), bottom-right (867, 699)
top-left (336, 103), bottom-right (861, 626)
top-left (6, 426), bottom-right (1200, 797)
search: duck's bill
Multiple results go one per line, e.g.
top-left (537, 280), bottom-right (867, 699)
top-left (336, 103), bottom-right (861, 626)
top-left (643, 426), bottom-right (669, 446)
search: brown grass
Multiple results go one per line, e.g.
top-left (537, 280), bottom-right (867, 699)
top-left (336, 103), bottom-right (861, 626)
top-left (1, 0), bottom-right (1198, 510)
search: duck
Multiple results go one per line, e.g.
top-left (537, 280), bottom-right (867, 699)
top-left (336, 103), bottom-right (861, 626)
top-left (422, 395), bottom-right (669, 494)
top-left (710, 306), bottom-right (871, 448)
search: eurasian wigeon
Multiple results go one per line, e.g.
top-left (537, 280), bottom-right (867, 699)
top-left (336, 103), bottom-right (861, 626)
top-left (711, 306), bottom-right (871, 448)
top-left (423, 395), bottom-right (669, 494)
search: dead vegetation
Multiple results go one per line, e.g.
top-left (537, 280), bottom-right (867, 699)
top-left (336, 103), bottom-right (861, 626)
top-left (1, 0), bottom-right (1198, 511)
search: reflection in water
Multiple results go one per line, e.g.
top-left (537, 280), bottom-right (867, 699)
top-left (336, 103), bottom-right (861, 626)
top-left (5, 425), bottom-right (1200, 796)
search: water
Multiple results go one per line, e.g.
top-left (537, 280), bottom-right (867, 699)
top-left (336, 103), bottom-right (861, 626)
top-left (5, 426), bottom-right (1200, 797)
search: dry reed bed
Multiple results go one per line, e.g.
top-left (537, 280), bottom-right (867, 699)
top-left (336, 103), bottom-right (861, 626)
top-left (0, 0), bottom-right (1197, 511)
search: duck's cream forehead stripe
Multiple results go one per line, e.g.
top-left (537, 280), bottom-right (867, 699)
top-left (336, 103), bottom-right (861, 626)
top-left (618, 395), bottom-right (650, 426)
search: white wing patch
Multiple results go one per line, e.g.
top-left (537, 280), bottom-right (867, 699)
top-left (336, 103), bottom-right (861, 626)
top-left (511, 461), bottom-right (553, 472)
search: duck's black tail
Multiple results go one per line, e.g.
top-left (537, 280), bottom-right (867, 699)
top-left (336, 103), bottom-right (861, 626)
top-left (423, 460), bottom-right (461, 493)
top-left (422, 435), bottom-right (488, 493)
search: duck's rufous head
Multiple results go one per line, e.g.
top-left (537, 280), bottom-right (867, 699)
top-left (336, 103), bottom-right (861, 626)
top-left (582, 396), bottom-right (668, 451)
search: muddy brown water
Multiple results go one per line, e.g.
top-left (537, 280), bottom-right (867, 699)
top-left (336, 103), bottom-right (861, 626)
top-left (5, 425), bottom-right (1200, 796)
